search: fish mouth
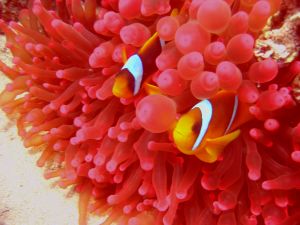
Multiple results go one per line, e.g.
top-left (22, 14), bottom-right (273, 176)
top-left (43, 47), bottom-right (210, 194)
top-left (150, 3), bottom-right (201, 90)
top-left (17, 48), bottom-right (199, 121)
top-left (112, 90), bottom-right (123, 98)
top-left (173, 107), bottom-right (203, 155)
top-left (173, 123), bottom-right (198, 154)
top-left (112, 85), bottom-right (133, 99)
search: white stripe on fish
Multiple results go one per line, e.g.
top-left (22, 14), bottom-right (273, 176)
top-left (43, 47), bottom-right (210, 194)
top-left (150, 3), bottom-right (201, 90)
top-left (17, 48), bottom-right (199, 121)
top-left (192, 100), bottom-right (213, 151)
top-left (121, 54), bottom-right (143, 95)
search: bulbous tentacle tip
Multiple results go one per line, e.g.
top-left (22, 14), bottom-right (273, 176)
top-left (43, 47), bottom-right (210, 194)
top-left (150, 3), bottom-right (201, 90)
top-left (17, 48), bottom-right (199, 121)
top-left (291, 151), bottom-right (300, 162)
top-left (248, 170), bottom-right (261, 181)
top-left (0, 19), bottom-right (5, 27)
top-left (32, 5), bottom-right (43, 16)
top-left (175, 191), bottom-right (187, 200)
top-left (12, 57), bottom-right (21, 65)
top-left (51, 19), bottom-right (62, 28)
top-left (136, 94), bottom-right (177, 133)
top-left (0, 0), bottom-right (300, 225)
top-left (262, 181), bottom-right (272, 190)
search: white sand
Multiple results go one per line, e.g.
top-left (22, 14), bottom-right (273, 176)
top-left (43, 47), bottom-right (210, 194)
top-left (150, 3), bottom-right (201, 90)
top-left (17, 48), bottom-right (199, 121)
top-left (0, 35), bottom-right (101, 225)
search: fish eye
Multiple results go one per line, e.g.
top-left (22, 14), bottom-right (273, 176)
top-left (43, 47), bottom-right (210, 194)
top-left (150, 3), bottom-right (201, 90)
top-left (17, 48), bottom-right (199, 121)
top-left (192, 122), bottom-right (201, 134)
top-left (192, 110), bottom-right (202, 134)
top-left (191, 109), bottom-right (202, 134)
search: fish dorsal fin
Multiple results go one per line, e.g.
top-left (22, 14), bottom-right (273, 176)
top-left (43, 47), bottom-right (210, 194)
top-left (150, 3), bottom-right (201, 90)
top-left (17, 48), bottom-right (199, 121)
top-left (121, 46), bottom-right (128, 64)
top-left (138, 4), bottom-right (185, 55)
top-left (192, 100), bottom-right (213, 151)
top-left (139, 32), bottom-right (159, 55)
top-left (121, 54), bottom-right (143, 95)
top-left (139, 7), bottom-right (179, 54)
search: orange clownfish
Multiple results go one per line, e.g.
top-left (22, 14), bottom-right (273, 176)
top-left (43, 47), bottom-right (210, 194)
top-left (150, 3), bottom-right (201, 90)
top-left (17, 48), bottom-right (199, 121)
top-left (173, 91), bottom-right (251, 163)
top-left (112, 32), bottom-right (165, 98)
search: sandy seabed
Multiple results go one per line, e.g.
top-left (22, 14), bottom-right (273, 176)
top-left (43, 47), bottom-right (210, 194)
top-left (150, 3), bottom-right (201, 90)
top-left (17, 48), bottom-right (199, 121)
top-left (0, 35), bottom-right (102, 225)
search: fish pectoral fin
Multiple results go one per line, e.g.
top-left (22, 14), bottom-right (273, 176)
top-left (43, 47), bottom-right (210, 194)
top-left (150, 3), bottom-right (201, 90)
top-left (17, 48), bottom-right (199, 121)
top-left (143, 83), bottom-right (161, 95)
top-left (201, 130), bottom-right (241, 162)
top-left (195, 150), bottom-right (219, 163)
top-left (171, 8), bottom-right (179, 16)
top-left (206, 129), bottom-right (241, 148)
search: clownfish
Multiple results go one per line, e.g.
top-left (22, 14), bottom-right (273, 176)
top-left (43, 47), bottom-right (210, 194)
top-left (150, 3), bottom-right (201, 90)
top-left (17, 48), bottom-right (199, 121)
top-left (112, 32), bottom-right (165, 98)
top-left (112, 6), bottom-right (188, 99)
top-left (173, 91), bottom-right (251, 163)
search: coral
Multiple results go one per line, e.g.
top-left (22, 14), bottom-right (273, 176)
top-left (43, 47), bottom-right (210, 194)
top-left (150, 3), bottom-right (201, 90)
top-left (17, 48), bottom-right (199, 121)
top-left (254, 0), bottom-right (300, 64)
top-left (0, 0), bottom-right (300, 225)
top-left (0, 0), bottom-right (29, 24)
